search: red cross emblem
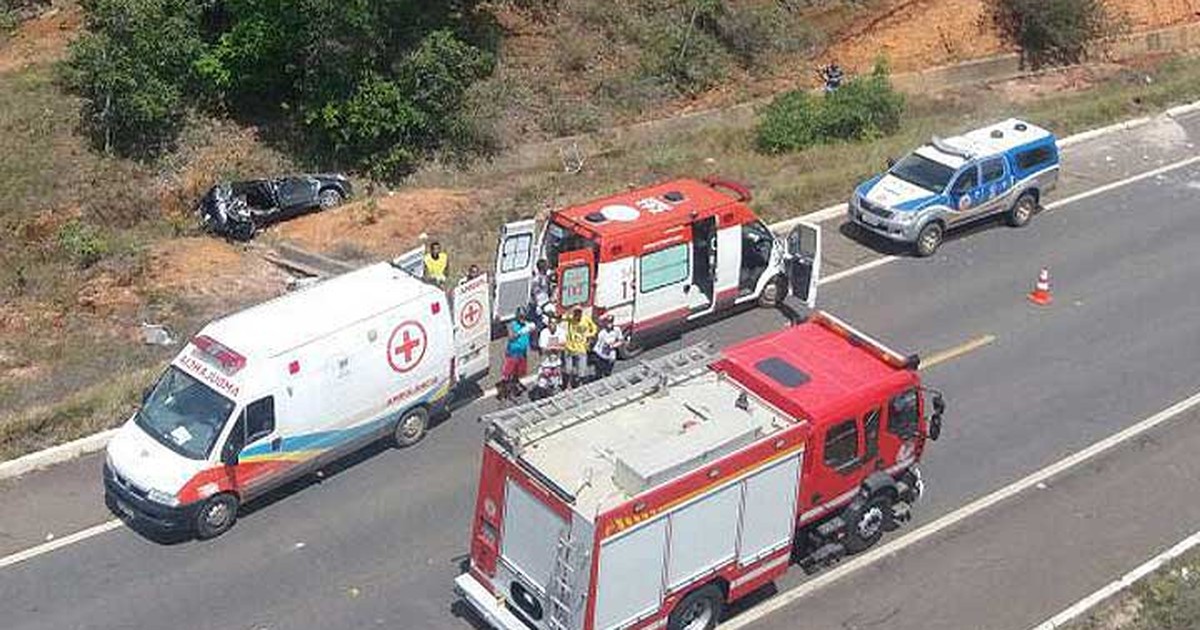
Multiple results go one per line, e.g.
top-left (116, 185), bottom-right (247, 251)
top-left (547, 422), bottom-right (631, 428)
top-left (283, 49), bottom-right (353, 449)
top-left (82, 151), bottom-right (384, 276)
top-left (459, 298), bottom-right (483, 330)
top-left (387, 321), bottom-right (427, 373)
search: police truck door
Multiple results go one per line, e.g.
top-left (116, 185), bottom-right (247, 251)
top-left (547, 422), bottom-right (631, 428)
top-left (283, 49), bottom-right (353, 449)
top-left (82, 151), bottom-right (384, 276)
top-left (452, 273), bottom-right (491, 382)
top-left (786, 221), bottom-right (821, 308)
top-left (492, 220), bottom-right (539, 322)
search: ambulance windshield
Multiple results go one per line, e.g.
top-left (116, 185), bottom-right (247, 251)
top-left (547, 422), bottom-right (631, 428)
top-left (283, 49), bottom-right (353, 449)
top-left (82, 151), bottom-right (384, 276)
top-left (136, 366), bottom-right (236, 460)
top-left (890, 153), bottom-right (957, 193)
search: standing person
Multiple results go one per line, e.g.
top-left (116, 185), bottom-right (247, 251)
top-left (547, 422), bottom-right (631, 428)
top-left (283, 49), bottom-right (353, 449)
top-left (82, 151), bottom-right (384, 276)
top-left (498, 308), bottom-right (533, 401)
top-left (592, 315), bottom-right (623, 380)
top-left (459, 263), bottom-right (481, 284)
top-left (563, 307), bottom-right (597, 389)
top-left (538, 310), bottom-right (567, 355)
top-left (423, 241), bottom-right (448, 287)
top-left (531, 259), bottom-right (552, 309)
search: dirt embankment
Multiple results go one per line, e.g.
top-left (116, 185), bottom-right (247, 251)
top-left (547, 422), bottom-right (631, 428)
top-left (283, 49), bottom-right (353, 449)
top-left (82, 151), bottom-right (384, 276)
top-left (0, 2), bottom-right (80, 74)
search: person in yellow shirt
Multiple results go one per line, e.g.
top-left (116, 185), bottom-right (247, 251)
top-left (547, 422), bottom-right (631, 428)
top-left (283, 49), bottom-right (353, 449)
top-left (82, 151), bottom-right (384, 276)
top-left (563, 307), bottom-right (597, 389)
top-left (423, 241), bottom-right (448, 287)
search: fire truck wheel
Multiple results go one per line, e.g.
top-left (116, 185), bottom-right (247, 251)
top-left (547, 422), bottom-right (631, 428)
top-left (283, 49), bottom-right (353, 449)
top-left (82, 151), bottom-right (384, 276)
top-left (392, 407), bottom-right (429, 448)
top-left (843, 493), bottom-right (894, 554)
top-left (195, 493), bottom-right (239, 539)
top-left (668, 584), bottom-right (723, 630)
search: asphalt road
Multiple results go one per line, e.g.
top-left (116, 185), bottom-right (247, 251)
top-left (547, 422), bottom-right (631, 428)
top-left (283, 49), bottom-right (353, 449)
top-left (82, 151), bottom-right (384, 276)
top-left (1, 111), bottom-right (1198, 630)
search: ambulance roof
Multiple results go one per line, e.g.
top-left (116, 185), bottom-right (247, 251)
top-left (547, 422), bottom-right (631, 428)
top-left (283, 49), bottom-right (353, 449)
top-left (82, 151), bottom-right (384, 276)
top-left (487, 314), bottom-right (916, 517)
top-left (197, 262), bottom-right (440, 361)
top-left (553, 178), bottom-right (754, 240)
top-left (916, 118), bottom-right (1052, 168)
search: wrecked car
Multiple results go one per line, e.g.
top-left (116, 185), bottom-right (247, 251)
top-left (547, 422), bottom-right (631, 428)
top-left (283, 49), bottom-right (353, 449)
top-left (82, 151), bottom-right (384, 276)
top-left (198, 174), bottom-right (353, 240)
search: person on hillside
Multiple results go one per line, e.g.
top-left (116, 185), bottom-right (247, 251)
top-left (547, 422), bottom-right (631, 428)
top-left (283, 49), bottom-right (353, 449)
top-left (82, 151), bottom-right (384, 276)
top-left (498, 307), bottom-right (534, 401)
top-left (459, 263), bottom-right (481, 285)
top-left (563, 307), bottom-right (597, 389)
top-left (423, 241), bottom-right (448, 287)
top-left (592, 314), bottom-right (623, 380)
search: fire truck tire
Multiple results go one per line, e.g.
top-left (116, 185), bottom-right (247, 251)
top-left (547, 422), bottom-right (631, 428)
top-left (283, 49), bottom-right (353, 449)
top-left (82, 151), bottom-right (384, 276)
top-left (392, 407), bottom-right (429, 448)
top-left (668, 584), bottom-right (723, 630)
top-left (842, 493), bottom-right (893, 554)
top-left (194, 493), bottom-right (239, 539)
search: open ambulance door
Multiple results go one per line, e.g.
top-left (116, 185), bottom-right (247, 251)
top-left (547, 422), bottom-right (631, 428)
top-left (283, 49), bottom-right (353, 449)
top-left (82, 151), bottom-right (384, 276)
top-left (492, 219), bottom-right (539, 322)
top-left (785, 221), bottom-right (821, 308)
top-left (391, 245), bottom-right (425, 279)
top-left (556, 248), bottom-right (595, 312)
top-left (452, 273), bottom-right (491, 382)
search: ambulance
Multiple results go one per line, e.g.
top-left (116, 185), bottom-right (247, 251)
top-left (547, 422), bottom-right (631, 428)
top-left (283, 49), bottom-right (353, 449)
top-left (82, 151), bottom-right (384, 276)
top-left (103, 262), bottom-right (491, 538)
top-left (456, 311), bottom-right (945, 630)
top-left (491, 177), bottom-right (821, 352)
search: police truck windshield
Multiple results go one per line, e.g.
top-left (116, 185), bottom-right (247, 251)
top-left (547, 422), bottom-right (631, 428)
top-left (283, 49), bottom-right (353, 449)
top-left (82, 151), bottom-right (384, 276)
top-left (890, 153), bottom-right (957, 192)
top-left (136, 366), bottom-right (236, 460)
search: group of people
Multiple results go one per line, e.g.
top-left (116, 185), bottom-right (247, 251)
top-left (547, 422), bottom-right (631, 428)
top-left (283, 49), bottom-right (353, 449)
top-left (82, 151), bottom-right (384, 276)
top-left (497, 262), bottom-right (623, 403)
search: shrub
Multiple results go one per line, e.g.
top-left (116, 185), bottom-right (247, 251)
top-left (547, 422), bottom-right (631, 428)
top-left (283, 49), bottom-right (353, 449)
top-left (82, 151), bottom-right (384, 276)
top-left (755, 60), bottom-right (905, 153)
top-left (984, 0), bottom-right (1122, 69)
top-left (57, 220), bottom-right (110, 268)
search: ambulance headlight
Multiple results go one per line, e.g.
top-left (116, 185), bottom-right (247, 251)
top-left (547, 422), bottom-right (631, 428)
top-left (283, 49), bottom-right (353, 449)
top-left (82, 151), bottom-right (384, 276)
top-left (147, 488), bottom-right (180, 507)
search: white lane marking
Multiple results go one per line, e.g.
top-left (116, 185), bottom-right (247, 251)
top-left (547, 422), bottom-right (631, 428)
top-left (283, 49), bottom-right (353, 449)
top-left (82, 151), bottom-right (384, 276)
top-left (817, 256), bottom-right (899, 286)
top-left (0, 519), bottom-right (123, 570)
top-left (723, 387), bottom-right (1200, 629)
top-left (922, 335), bottom-right (996, 369)
top-left (1030, 528), bottom-right (1200, 629)
top-left (1043, 155), bottom-right (1200, 211)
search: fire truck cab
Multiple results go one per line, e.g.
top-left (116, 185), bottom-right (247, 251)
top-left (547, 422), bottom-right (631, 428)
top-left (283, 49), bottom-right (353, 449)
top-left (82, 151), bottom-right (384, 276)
top-left (491, 178), bottom-right (821, 350)
top-left (456, 311), bottom-right (945, 630)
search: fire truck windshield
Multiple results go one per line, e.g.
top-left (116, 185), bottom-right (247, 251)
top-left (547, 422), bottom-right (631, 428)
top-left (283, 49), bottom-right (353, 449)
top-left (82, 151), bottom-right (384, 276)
top-left (135, 366), bottom-right (236, 460)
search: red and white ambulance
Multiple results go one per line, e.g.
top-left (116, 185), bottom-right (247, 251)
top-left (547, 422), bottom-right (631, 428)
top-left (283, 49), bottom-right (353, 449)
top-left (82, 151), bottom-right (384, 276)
top-left (104, 263), bottom-right (491, 538)
top-left (455, 311), bottom-right (945, 630)
top-left (491, 178), bottom-right (821, 351)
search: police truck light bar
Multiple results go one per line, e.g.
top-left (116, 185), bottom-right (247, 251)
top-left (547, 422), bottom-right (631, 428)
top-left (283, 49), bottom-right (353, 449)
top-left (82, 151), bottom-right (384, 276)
top-left (191, 335), bottom-right (247, 373)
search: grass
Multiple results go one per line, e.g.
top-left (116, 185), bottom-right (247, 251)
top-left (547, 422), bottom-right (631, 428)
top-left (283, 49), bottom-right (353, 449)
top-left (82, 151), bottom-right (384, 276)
top-left (1068, 544), bottom-right (1200, 630)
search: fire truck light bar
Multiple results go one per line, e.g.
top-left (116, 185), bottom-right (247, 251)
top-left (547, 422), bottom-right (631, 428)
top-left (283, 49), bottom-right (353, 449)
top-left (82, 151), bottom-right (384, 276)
top-left (192, 335), bottom-right (247, 373)
top-left (810, 311), bottom-right (919, 371)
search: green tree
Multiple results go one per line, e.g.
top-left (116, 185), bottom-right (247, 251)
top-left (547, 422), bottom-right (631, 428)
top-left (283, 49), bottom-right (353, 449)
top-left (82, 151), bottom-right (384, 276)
top-left (63, 0), bottom-right (206, 157)
top-left (985, 0), bottom-right (1122, 69)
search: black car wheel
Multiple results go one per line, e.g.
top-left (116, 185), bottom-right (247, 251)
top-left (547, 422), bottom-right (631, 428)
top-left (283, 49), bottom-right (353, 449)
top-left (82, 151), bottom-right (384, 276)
top-left (228, 220), bottom-right (256, 242)
top-left (318, 188), bottom-right (344, 210)
top-left (842, 492), bottom-right (894, 554)
top-left (195, 493), bottom-right (239, 539)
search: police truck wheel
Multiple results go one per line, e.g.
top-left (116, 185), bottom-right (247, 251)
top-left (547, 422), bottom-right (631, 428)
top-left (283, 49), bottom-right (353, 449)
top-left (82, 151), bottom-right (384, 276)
top-left (317, 188), bottom-right (344, 210)
top-left (392, 407), bottom-right (429, 448)
top-left (195, 493), bottom-right (239, 539)
top-left (1008, 193), bottom-right (1037, 227)
top-left (842, 493), bottom-right (893, 554)
top-left (915, 222), bottom-right (943, 257)
top-left (668, 584), bottom-right (723, 630)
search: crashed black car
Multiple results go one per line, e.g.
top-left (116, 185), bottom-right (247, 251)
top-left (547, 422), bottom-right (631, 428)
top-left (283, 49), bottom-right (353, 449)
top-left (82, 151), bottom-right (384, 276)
top-left (198, 174), bottom-right (353, 241)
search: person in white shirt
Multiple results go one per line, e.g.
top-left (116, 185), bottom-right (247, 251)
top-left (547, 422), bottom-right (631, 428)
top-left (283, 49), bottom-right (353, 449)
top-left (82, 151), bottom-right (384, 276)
top-left (592, 315), bottom-right (623, 379)
top-left (538, 311), bottom-right (567, 354)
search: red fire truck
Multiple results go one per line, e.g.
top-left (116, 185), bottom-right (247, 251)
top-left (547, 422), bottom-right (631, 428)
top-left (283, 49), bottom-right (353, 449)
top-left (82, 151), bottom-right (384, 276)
top-left (490, 177), bottom-right (821, 352)
top-left (455, 311), bottom-right (945, 630)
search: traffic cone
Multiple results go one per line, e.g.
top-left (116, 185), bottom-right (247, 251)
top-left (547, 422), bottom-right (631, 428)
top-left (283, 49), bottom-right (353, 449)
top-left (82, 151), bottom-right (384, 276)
top-left (1028, 267), bottom-right (1053, 306)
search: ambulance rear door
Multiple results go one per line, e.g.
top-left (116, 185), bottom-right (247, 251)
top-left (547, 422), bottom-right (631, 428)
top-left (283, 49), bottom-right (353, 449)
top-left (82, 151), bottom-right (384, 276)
top-left (785, 221), bottom-right (821, 308)
top-left (452, 273), bottom-right (491, 382)
top-left (556, 248), bottom-right (595, 312)
top-left (493, 219), bottom-right (539, 322)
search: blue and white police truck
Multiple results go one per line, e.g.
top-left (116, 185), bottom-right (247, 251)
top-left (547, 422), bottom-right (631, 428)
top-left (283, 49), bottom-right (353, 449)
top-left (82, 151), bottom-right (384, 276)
top-left (849, 118), bottom-right (1060, 256)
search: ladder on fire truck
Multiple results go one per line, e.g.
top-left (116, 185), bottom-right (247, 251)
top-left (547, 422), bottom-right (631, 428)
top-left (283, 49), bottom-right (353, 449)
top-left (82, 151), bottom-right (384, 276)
top-left (484, 343), bottom-right (720, 458)
top-left (546, 526), bottom-right (590, 630)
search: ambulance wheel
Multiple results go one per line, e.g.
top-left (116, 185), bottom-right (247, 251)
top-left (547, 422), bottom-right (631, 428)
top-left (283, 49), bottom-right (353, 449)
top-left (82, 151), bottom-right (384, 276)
top-left (392, 407), bottom-right (429, 448)
top-left (915, 222), bottom-right (943, 258)
top-left (1008, 192), bottom-right (1037, 227)
top-left (842, 493), bottom-right (893, 554)
top-left (195, 493), bottom-right (239, 539)
top-left (668, 584), bottom-right (723, 630)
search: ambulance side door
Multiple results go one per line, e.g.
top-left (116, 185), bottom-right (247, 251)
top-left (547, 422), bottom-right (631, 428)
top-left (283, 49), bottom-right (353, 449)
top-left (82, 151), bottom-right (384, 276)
top-left (452, 273), bottom-right (491, 382)
top-left (493, 219), bottom-right (539, 322)
top-left (633, 232), bottom-right (692, 333)
top-left (785, 221), bottom-right (821, 308)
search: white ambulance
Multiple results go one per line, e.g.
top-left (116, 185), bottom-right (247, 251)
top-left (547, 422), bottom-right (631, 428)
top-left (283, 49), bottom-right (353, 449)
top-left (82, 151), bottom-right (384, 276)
top-left (104, 262), bottom-right (490, 538)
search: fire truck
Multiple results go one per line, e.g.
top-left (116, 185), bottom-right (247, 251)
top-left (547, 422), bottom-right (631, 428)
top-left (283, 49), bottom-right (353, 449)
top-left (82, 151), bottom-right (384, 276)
top-left (490, 177), bottom-right (821, 352)
top-left (455, 311), bottom-right (945, 630)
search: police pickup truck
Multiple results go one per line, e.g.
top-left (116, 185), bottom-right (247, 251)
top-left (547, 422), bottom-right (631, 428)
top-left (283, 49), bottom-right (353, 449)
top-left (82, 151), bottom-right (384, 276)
top-left (850, 119), bottom-right (1059, 256)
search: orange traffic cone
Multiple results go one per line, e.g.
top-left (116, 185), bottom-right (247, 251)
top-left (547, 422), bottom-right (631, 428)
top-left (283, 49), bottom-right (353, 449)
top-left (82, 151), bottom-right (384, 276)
top-left (1028, 267), bottom-right (1053, 306)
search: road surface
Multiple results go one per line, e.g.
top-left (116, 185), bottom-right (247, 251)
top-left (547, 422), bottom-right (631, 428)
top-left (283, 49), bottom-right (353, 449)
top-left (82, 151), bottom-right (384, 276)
top-left (1, 111), bottom-right (1198, 630)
